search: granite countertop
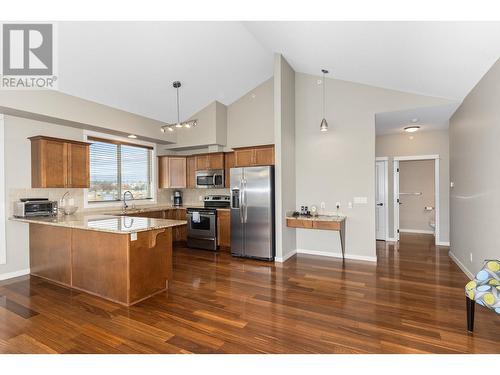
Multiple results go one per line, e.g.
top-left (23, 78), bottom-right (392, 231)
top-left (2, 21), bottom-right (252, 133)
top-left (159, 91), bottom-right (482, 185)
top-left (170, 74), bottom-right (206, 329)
top-left (10, 214), bottom-right (187, 235)
top-left (286, 214), bottom-right (346, 222)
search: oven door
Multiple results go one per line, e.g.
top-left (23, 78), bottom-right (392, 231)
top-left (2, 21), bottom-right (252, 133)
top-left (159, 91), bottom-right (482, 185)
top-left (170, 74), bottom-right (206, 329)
top-left (187, 211), bottom-right (216, 238)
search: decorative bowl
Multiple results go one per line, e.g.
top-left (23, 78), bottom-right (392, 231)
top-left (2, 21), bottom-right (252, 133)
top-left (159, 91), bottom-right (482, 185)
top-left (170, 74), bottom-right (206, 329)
top-left (61, 205), bottom-right (78, 215)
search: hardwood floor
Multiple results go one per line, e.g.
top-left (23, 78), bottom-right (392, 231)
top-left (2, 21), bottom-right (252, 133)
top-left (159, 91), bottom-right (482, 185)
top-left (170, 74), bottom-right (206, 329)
top-left (0, 233), bottom-right (498, 353)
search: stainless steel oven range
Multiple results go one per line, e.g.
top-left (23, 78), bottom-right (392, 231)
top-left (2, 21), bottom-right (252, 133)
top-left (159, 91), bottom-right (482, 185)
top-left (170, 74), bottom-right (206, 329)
top-left (186, 208), bottom-right (217, 251)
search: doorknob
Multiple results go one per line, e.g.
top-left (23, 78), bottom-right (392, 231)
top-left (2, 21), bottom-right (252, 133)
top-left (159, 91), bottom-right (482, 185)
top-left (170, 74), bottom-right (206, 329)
top-left (377, 203), bottom-right (383, 206)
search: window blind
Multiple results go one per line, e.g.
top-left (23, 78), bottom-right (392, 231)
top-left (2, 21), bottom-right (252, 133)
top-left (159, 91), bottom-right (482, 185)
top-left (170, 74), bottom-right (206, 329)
top-left (87, 137), bottom-right (153, 203)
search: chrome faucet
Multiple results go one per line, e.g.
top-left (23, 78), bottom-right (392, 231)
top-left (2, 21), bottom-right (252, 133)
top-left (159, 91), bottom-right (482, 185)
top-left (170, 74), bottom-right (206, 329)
top-left (123, 191), bottom-right (134, 210)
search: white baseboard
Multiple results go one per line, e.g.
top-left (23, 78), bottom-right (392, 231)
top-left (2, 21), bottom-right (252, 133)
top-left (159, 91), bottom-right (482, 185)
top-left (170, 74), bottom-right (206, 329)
top-left (275, 249), bottom-right (297, 263)
top-left (436, 241), bottom-right (450, 247)
top-left (0, 268), bottom-right (30, 281)
top-left (448, 251), bottom-right (474, 280)
top-left (400, 229), bottom-right (434, 234)
top-left (296, 248), bottom-right (377, 262)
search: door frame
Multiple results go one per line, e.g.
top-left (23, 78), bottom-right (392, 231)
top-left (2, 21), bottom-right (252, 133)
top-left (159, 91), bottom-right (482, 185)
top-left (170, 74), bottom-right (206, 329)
top-left (375, 157), bottom-right (389, 241)
top-left (393, 154), bottom-right (440, 245)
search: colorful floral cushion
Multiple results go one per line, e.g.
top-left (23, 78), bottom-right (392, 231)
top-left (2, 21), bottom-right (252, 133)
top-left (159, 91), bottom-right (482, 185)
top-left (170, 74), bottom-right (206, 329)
top-left (465, 260), bottom-right (500, 314)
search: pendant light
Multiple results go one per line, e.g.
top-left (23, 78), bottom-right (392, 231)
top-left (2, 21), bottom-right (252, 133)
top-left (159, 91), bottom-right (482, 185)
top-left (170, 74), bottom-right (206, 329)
top-left (161, 81), bottom-right (198, 133)
top-left (320, 69), bottom-right (329, 132)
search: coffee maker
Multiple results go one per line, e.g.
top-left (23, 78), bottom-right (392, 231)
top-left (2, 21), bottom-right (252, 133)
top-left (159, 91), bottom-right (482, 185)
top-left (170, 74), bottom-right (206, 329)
top-left (173, 190), bottom-right (183, 206)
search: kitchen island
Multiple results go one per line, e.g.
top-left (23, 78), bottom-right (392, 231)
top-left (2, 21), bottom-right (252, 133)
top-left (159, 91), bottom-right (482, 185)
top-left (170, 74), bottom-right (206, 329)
top-left (11, 214), bottom-right (186, 306)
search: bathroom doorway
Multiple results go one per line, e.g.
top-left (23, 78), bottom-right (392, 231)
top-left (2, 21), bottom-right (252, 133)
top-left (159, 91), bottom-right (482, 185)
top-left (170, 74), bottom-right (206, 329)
top-left (393, 155), bottom-right (440, 245)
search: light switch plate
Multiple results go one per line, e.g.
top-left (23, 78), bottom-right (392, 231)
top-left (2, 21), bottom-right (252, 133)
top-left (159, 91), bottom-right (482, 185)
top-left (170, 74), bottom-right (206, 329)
top-left (131, 233), bottom-right (137, 241)
top-left (353, 197), bottom-right (368, 205)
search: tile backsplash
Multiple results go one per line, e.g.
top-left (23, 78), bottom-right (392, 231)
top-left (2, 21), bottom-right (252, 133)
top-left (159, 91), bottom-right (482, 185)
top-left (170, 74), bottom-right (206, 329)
top-left (8, 187), bottom-right (230, 215)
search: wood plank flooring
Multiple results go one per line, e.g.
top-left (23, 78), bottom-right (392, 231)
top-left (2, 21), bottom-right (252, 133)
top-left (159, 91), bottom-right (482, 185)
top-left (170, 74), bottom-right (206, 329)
top-left (0, 233), bottom-right (498, 353)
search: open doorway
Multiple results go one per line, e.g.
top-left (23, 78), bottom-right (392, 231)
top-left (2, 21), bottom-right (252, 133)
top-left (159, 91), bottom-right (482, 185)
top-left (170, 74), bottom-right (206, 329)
top-left (393, 155), bottom-right (440, 245)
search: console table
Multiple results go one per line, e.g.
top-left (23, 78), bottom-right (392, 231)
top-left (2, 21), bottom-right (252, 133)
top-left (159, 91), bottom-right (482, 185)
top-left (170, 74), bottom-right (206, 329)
top-left (286, 215), bottom-right (346, 259)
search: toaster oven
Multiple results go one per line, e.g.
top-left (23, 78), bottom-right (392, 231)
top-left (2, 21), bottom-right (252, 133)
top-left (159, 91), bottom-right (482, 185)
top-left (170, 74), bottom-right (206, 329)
top-left (13, 198), bottom-right (58, 218)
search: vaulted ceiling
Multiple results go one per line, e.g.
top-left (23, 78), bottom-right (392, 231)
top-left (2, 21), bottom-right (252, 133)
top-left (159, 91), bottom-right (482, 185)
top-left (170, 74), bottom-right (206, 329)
top-left (57, 21), bottom-right (500, 124)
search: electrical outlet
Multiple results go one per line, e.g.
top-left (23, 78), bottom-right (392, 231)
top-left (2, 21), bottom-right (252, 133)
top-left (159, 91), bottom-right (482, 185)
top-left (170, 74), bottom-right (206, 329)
top-left (320, 202), bottom-right (326, 209)
top-left (470, 253), bottom-right (473, 262)
top-left (170, 195), bottom-right (174, 201)
top-left (335, 202), bottom-right (340, 209)
top-left (348, 201), bottom-right (353, 209)
top-left (199, 195), bottom-right (203, 201)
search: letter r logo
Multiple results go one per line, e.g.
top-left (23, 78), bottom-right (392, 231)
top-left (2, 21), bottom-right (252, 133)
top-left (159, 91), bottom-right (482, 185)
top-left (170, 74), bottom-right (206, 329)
top-left (2, 24), bottom-right (53, 75)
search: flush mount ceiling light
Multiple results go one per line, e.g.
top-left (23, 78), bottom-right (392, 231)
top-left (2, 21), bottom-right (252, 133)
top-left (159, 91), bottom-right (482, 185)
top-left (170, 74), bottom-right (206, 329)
top-left (320, 69), bottom-right (329, 132)
top-left (404, 125), bottom-right (421, 133)
top-left (161, 81), bottom-right (198, 133)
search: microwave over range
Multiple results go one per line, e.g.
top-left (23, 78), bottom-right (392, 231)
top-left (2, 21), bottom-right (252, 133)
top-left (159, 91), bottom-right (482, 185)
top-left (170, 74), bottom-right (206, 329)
top-left (195, 169), bottom-right (224, 189)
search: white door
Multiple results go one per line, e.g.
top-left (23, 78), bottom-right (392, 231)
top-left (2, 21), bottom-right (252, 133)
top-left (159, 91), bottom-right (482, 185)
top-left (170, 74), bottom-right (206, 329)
top-left (375, 160), bottom-right (387, 240)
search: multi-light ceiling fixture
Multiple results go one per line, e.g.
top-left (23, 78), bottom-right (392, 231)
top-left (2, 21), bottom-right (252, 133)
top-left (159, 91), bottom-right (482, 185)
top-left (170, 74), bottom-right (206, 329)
top-left (320, 69), bottom-right (329, 132)
top-left (161, 81), bottom-right (198, 133)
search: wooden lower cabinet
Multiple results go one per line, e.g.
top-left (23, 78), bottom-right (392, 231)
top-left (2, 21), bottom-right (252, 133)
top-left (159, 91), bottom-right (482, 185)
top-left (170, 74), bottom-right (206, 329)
top-left (217, 210), bottom-right (231, 250)
top-left (29, 223), bottom-right (173, 306)
top-left (164, 209), bottom-right (187, 243)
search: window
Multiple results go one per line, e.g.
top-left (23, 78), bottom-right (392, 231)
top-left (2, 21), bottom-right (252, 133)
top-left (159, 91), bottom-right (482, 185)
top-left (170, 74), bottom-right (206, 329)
top-left (88, 137), bottom-right (153, 203)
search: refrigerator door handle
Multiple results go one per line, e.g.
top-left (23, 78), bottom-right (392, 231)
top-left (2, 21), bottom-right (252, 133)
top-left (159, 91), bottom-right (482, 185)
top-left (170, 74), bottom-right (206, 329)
top-left (239, 178), bottom-right (244, 223)
top-left (243, 178), bottom-right (248, 223)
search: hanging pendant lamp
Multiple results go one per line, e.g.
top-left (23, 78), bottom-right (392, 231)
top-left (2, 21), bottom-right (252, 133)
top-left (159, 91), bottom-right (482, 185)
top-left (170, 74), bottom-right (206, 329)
top-left (320, 69), bottom-right (329, 132)
top-left (161, 81), bottom-right (198, 133)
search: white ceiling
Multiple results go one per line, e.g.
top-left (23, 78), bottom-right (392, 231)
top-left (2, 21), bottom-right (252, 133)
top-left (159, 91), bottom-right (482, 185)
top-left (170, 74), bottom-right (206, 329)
top-left (243, 21), bottom-right (500, 100)
top-left (56, 21), bottom-right (500, 125)
top-left (375, 103), bottom-right (461, 135)
top-left (57, 22), bottom-right (274, 123)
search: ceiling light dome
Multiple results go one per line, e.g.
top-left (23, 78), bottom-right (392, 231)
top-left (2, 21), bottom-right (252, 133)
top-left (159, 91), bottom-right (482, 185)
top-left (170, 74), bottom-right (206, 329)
top-left (404, 125), bottom-right (420, 133)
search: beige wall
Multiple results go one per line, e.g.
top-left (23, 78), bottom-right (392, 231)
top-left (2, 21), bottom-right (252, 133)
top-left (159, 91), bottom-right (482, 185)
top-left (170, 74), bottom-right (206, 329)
top-left (227, 78), bottom-right (274, 148)
top-left (295, 73), bottom-right (454, 260)
top-left (399, 160), bottom-right (435, 232)
top-left (376, 130), bottom-right (450, 242)
top-left (449, 58), bottom-right (500, 278)
top-left (274, 55), bottom-right (296, 261)
top-left (0, 90), bottom-right (176, 144)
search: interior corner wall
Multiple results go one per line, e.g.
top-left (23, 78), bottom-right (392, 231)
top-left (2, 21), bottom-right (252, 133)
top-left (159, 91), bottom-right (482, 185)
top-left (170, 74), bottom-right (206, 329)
top-left (227, 77), bottom-right (274, 149)
top-left (449, 58), bottom-right (500, 277)
top-left (295, 73), bottom-right (454, 260)
top-left (375, 130), bottom-right (450, 242)
top-left (274, 54), bottom-right (296, 261)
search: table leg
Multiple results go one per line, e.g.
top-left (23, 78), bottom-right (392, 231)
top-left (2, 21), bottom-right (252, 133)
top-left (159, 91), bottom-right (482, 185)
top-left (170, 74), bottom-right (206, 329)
top-left (339, 220), bottom-right (346, 260)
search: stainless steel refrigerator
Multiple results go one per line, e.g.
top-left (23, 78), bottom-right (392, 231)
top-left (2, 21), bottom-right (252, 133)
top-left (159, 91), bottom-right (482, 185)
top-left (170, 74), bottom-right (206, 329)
top-left (230, 166), bottom-right (275, 261)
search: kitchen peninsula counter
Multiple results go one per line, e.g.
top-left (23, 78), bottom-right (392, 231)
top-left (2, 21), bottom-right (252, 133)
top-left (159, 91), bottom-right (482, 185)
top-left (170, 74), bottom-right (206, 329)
top-left (11, 214), bottom-right (186, 306)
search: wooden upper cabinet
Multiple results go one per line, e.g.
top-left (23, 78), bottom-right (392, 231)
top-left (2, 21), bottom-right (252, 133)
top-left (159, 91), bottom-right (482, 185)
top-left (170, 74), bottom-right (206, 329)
top-left (67, 143), bottom-right (90, 188)
top-left (224, 152), bottom-right (235, 188)
top-left (195, 154), bottom-right (209, 170)
top-left (186, 156), bottom-right (196, 189)
top-left (195, 152), bottom-right (224, 171)
top-left (158, 156), bottom-right (186, 188)
top-left (29, 136), bottom-right (90, 188)
top-left (234, 145), bottom-right (274, 167)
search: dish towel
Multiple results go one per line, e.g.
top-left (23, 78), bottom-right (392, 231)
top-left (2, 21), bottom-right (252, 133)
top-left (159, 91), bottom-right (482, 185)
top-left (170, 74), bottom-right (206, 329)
top-left (192, 211), bottom-right (201, 223)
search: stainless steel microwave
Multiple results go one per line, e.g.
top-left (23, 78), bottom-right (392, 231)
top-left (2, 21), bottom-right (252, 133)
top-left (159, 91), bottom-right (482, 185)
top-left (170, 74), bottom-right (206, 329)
top-left (195, 170), bottom-right (224, 189)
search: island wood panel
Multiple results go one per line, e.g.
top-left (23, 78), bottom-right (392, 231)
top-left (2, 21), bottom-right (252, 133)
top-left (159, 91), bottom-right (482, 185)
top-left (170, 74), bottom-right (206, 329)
top-left (128, 228), bottom-right (172, 303)
top-left (29, 224), bottom-right (72, 285)
top-left (71, 229), bottom-right (129, 304)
